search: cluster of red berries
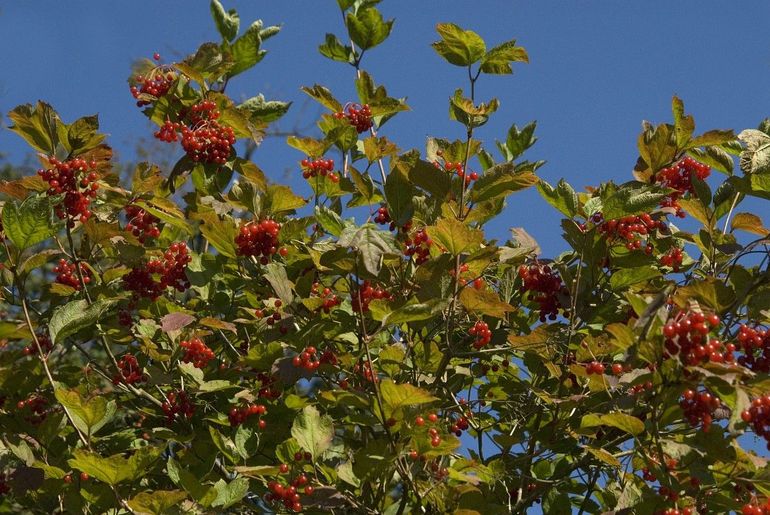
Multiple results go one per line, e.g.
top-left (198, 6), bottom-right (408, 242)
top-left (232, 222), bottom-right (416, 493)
top-left (38, 157), bottom-right (100, 226)
top-left (53, 258), bottom-right (91, 290)
top-left (180, 337), bottom-right (215, 368)
top-left (123, 242), bottom-right (191, 300)
top-left (737, 325), bottom-right (770, 373)
top-left (374, 206), bottom-right (412, 233)
top-left (22, 333), bottom-right (52, 356)
top-left (351, 281), bottom-right (394, 313)
top-left (680, 388), bottom-right (721, 431)
top-left (266, 472), bottom-right (314, 513)
top-left (256, 372), bottom-right (282, 400)
top-left (469, 320), bottom-right (492, 349)
top-left (63, 472), bottom-right (90, 484)
top-left (130, 53), bottom-right (175, 107)
top-left (300, 157), bottom-right (339, 182)
top-left (292, 346), bottom-right (322, 371)
top-left (654, 505), bottom-right (694, 515)
top-left (434, 160), bottom-right (478, 186)
top-left (742, 500), bottom-right (770, 515)
top-left (112, 353), bottom-right (145, 385)
top-left (235, 219), bottom-right (285, 263)
top-left (254, 304), bottom-right (285, 328)
top-left (518, 263), bottom-right (567, 322)
top-left (660, 247), bottom-right (684, 271)
top-left (335, 103), bottom-right (373, 133)
top-left (662, 312), bottom-right (733, 366)
top-left (228, 402), bottom-right (267, 427)
top-left (655, 157), bottom-right (711, 218)
top-left (124, 204), bottom-right (161, 242)
top-left (17, 395), bottom-right (51, 425)
top-left (161, 390), bottom-right (195, 424)
top-left (310, 282), bottom-right (341, 313)
top-left (447, 413), bottom-right (471, 437)
top-left (353, 359), bottom-right (378, 383)
top-left (593, 212), bottom-right (664, 252)
top-left (740, 395), bottom-right (770, 450)
top-left (403, 228), bottom-right (433, 265)
top-left (180, 111), bottom-right (235, 164)
top-left (584, 361), bottom-right (606, 375)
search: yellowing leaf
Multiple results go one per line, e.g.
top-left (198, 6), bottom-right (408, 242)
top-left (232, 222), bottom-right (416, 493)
top-left (459, 288), bottom-right (514, 318)
top-left (731, 212), bottom-right (769, 236)
top-left (426, 218), bottom-right (484, 256)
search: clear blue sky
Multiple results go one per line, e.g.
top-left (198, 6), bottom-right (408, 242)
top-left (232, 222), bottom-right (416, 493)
top-left (3, 1), bottom-right (770, 256)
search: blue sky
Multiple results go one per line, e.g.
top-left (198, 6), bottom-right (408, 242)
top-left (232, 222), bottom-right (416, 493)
top-left (3, 2), bottom-right (770, 256)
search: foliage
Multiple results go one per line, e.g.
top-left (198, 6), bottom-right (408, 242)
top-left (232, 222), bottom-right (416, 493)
top-left (1, 2), bottom-right (770, 514)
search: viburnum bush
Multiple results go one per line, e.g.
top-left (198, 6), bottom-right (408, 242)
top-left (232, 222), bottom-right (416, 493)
top-left (3, 2), bottom-right (770, 514)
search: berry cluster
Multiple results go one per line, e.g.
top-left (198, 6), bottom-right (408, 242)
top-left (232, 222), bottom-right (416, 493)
top-left (353, 359), bottom-right (378, 383)
top-left (742, 500), bottom-right (770, 515)
top-left (518, 263), bottom-right (567, 322)
top-left (660, 247), bottom-right (684, 271)
top-left (17, 394), bottom-right (51, 425)
top-left (228, 402), bottom-right (267, 428)
top-left (310, 282), bottom-right (341, 313)
top-left (153, 101), bottom-right (235, 164)
top-left (180, 337), bottom-right (215, 368)
top-left (434, 160), bottom-right (478, 186)
top-left (22, 333), bottom-right (52, 356)
top-left (292, 346), bottom-right (321, 371)
top-left (351, 281), bottom-right (394, 313)
top-left (593, 212), bottom-right (664, 252)
top-left (123, 242), bottom-right (191, 300)
top-left (256, 372), bottom-right (282, 400)
top-left (124, 204), bottom-right (161, 242)
top-left (447, 413), bottom-right (471, 437)
top-left (130, 54), bottom-right (176, 107)
top-left (469, 320), bottom-right (492, 349)
top-left (737, 325), bottom-right (770, 373)
top-left (680, 388), bottom-right (720, 431)
top-left (655, 157), bottom-right (711, 218)
top-left (254, 304), bottom-right (285, 327)
top-left (112, 353), bottom-right (145, 385)
top-left (403, 228), bottom-right (433, 265)
top-left (585, 361), bottom-right (605, 375)
top-left (38, 157), bottom-right (100, 226)
top-left (740, 395), bottom-right (770, 450)
top-left (235, 219), bottom-right (284, 264)
top-left (53, 258), bottom-right (91, 290)
top-left (266, 472), bottom-right (314, 513)
top-left (374, 206), bottom-right (412, 233)
top-left (300, 157), bottom-right (339, 182)
top-left (161, 390), bottom-right (195, 424)
top-left (662, 312), bottom-right (733, 366)
top-left (335, 103), bottom-right (373, 133)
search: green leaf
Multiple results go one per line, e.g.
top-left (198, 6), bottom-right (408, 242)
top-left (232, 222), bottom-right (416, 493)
top-left (314, 205), bottom-right (344, 237)
top-left (426, 218), bottom-right (484, 256)
top-left (459, 288), bottom-right (514, 318)
top-left (67, 115), bottom-right (105, 155)
top-left (671, 95), bottom-right (695, 150)
top-left (383, 298), bottom-right (448, 325)
top-left (54, 388), bottom-right (115, 436)
top-left (167, 458), bottom-right (215, 503)
top-left (301, 85), bottom-right (343, 112)
top-left (211, 477), bottom-right (249, 509)
top-left (609, 266), bottom-right (661, 290)
top-left (602, 187), bottom-right (668, 220)
top-left (449, 89), bottom-right (499, 128)
top-left (2, 195), bottom-right (59, 251)
top-left (199, 214), bottom-right (238, 258)
top-left (673, 278), bottom-right (736, 313)
top-left (319, 33), bottom-right (353, 63)
top-left (383, 165), bottom-right (415, 225)
top-left (286, 136), bottom-right (332, 158)
top-left (210, 0), bottom-right (240, 42)
top-left (536, 180), bottom-right (580, 218)
top-left (479, 39), bottom-right (528, 74)
top-left (264, 184), bottom-right (307, 214)
top-left (264, 262), bottom-right (294, 304)
top-left (581, 412), bottom-right (645, 436)
top-left (227, 21), bottom-right (275, 77)
top-left (431, 23), bottom-right (486, 66)
top-left (8, 101), bottom-right (63, 154)
top-left (126, 490), bottom-right (188, 515)
top-left (380, 380), bottom-right (437, 411)
top-left (687, 129), bottom-right (736, 149)
top-left (49, 298), bottom-right (117, 344)
top-left (346, 7), bottom-right (393, 50)
top-left (291, 406), bottom-right (334, 460)
top-left (501, 121), bottom-right (537, 161)
top-left (338, 224), bottom-right (399, 275)
top-left (179, 42), bottom-right (234, 82)
top-left (238, 95), bottom-right (291, 124)
top-left (68, 447), bottom-right (160, 486)
top-left (464, 163), bottom-right (540, 203)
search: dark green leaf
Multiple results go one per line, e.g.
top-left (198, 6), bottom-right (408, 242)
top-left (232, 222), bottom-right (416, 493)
top-left (346, 7), bottom-right (393, 50)
top-left (2, 195), bottom-right (59, 251)
top-left (319, 33), bottom-right (353, 63)
top-left (49, 298), bottom-right (117, 344)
